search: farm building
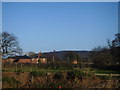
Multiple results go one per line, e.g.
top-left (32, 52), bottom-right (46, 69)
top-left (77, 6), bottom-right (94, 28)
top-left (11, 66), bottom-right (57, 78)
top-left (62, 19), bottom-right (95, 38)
top-left (3, 55), bottom-right (47, 64)
top-left (14, 55), bottom-right (31, 63)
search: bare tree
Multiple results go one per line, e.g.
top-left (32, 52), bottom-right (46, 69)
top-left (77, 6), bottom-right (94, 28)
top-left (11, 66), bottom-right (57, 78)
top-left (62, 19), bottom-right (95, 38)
top-left (107, 39), bottom-right (112, 48)
top-left (112, 33), bottom-right (120, 47)
top-left (0, 32), bottom-right (22, 56)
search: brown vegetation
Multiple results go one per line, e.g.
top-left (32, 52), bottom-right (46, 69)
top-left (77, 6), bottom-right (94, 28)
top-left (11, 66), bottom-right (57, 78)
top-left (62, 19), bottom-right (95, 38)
top-left (2, 71), bottom-right (120, 88)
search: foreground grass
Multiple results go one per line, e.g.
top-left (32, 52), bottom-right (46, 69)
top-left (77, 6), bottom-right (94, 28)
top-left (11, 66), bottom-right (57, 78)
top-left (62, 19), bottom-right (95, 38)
top-left (2, 67), bottom-right (120, 88)
top-left (91, 68), bottom-right (120, 74)
top-left (2, 66), bottom-right (120, 75)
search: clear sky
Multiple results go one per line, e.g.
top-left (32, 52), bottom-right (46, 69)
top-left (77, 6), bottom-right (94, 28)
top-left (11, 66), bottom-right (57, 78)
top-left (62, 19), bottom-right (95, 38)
top-left (2, 2), bottom-right (118, 53)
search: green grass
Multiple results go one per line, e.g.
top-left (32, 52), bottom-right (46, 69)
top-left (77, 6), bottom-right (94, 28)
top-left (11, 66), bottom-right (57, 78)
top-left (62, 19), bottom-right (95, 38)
top-left (96, 75), bottom-right (113, 80)
top-left (92, 69), bottom-right (120, 74)
top-left (3, 67), bottom-right (74, 73)
top-left (2, 66), bottom-right (45, 72)
top-left (2, 66), bottom-right (120, 75)
top-left (30, 71), bottom-right (46, 77)
top-left (3, 77), bottom-right (20, 84)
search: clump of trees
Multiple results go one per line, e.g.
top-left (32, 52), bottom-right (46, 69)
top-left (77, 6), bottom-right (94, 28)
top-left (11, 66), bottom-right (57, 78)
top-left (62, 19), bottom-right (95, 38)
top-left (0, 32), bottom-right (22, 57)
top-left (90, 33), bottom-right (120, 70)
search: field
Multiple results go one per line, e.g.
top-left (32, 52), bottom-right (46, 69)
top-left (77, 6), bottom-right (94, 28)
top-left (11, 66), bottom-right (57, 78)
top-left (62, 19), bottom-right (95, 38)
top-left (2, 63), bottom-right (120, 88)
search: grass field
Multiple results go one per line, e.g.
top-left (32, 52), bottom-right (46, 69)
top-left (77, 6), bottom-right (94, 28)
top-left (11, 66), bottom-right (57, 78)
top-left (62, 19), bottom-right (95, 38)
top-left (2, 65), bottom-right (120, 76)
top-left (2, 66), bottom-right (120, 88)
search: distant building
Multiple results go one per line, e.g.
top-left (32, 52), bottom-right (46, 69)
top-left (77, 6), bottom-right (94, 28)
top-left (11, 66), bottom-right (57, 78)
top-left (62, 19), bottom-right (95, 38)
top-left (3, 58), bottom-right (16, 63)
top-left (16, 55), bottom-right (31, 63)
top-left (3, 55), bottom-right (47, 64)
top-left (31, 58), bottom-right (39, 64)
top-left (72, 60), bottom-right (78, 64)
top-left (39, 57), bottom-right (47, 63)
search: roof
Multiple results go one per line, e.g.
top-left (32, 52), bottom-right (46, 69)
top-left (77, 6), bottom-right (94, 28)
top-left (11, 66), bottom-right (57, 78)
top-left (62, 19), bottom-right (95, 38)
top-left (31, 54), bottom-right (47, 58)
top-left (8, 55), bottom-right (31, 59)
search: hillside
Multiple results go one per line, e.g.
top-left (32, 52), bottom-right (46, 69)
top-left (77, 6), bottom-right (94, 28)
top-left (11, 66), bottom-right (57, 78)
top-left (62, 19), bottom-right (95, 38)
top-left (42, 50), bottom-right (91, 61)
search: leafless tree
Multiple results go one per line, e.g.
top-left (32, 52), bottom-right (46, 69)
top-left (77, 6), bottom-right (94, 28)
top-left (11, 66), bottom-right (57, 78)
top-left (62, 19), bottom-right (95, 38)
top-left (112, 33), bottom-right (120, 47)
top-left (0, 32), bottom-right (22, 56)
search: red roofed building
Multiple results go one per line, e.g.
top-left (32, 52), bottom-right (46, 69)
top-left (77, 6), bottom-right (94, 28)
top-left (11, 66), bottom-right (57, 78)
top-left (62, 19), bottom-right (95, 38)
top-left (13, 55), bottom-right (31, 64)
top-left (40, 57), bottom-right (47, 63)
top-left (31, 58), bottom-right (39, 64)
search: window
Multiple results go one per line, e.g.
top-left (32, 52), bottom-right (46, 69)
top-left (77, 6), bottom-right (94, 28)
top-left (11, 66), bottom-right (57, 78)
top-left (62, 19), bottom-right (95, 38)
top-left (32, 58), bottom-right (34, 61)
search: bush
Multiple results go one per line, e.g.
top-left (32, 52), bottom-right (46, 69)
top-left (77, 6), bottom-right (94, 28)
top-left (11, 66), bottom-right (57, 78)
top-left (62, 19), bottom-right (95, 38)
top-left (74, 70), bottom-right (85, 77)
top-left (32, 83), bottom-right (44, 88)
top-left (3, 77), bottom-right (20, 84)
top-left (53, 72), bottom-right (64, 79)
top-left (66, 70), bottom-right (92, 80)
top-left (16, 69), bottom-right (23, 73)
top-left (30, 71), bottom-right (46, 77)
top-left (48, 83), bottom-right (65, 88)
top-left (97, 75), bottom-right (112, 80)
top-left (66, 71), bottom-right (76, 80)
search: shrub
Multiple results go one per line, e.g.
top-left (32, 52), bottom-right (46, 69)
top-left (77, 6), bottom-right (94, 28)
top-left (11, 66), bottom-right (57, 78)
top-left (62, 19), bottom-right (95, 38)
top-left (66, 71), bottom-right (76, 80)
top-left (53, 72), bottom-right (64, 79)
top-left (3, 77), bottom-right (20, 84)
top-left (48, 83), bottom-right (65, 88)
top-left (16, 69), bottom-right (23, 73)
top-left (66, 70), bottom-right (92, 80)
top-left (74, 70), bottom-right (85, 77)
top-left (97, 75), bottom-right (112, 80)
top-left (33, 83), bottom-right (44, 88)
top-left (30, 71), bottom-right (46, 77)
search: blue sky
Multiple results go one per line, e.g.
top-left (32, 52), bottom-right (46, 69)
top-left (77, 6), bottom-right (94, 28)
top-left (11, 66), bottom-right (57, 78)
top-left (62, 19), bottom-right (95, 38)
top-left (2, 2), bottom-right (118, 53)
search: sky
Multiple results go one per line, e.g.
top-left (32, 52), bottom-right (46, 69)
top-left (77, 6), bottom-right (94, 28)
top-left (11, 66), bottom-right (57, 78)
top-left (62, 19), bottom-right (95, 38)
top-left (2, 2), bottom-right (118, 53)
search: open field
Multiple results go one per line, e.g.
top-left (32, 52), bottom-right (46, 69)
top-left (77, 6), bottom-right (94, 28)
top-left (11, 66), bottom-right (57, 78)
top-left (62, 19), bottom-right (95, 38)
top-left (2, 63), bottom-right (120, 75)
top-left (2, 63), bottom-right (120, 88)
